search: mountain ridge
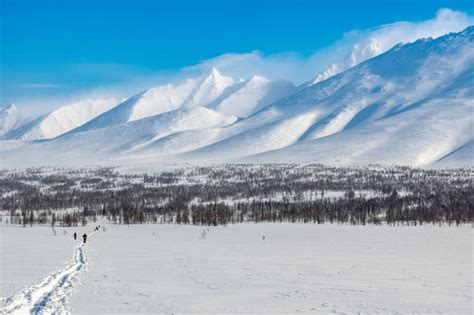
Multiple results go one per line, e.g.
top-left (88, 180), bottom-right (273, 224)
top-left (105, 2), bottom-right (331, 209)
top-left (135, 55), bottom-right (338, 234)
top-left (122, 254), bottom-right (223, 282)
top-left (0, 26), bottom-right (472, 169)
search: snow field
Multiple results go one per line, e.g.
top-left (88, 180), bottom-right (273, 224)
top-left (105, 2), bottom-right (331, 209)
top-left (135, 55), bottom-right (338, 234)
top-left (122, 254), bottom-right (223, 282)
top-left (72, 223), bottom-right (474, 314)
top-left (3, 223), bottom-right (470, 314)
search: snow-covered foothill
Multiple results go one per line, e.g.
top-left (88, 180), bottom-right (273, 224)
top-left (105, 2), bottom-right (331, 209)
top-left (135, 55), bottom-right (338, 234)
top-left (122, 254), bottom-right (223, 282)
top-left (4, 98), bottom-right (120, 140)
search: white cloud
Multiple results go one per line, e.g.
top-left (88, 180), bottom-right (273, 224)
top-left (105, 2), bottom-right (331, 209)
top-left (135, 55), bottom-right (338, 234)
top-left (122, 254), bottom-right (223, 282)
top-left (185, 8), bottom-right (473, 85)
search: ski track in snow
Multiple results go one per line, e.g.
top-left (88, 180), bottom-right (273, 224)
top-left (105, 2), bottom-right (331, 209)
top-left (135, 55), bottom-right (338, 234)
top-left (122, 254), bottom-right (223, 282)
top-left (2, 232), bottom-right (95, 314)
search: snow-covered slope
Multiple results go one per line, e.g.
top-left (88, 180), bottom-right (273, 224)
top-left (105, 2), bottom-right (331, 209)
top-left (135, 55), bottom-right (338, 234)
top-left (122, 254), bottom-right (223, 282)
top-left (71, 69), bottom-right (295, 134)
top-left (431, 140), bottom-right (474, 168)
top-left (211, 76), bottom-right (296, 117)
top-left (71, 69), bottom-right (234, 133)
top-left (5, 98), bottom-right (119, 140)
top-left (0, 27), bottom-right (472, 168)
top-left (236, 27), bottom-right (474, 166)
top-left (0, 104), bottom-right (30, 139)
top-left (0, 107), bottom-right (236, 166)
top-left (182, 68), bottom-right (235, 108)
top-left (62, 106), bottom-right (236, 154)
top-left (310, 37), bottom-right (384, 85)
top-left (182, 26), bottom-right (474, 166)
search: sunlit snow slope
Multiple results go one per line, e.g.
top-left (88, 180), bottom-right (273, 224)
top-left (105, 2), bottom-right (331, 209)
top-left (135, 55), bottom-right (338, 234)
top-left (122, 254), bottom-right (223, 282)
top-left (4, 98), bottom-right (119, 140)
top-left (69, 69), bottom-right (295, 134)
top-left (186, 26), bottom-right (474, 167)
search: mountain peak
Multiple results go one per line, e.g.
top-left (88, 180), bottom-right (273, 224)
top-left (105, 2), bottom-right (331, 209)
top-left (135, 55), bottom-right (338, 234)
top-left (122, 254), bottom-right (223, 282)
top-left (3, 103), bottom-right (17, 112)
top-left (248, 75), bottom-right (269, 83)
top-left (202, 67), bottom-right (232, 85)
top-left (210, 67), bottom-right (220, 75)
top-left (181, 68), bottom-right (235, 108)
top-left (205, 67), bottom-right (224, 80)
top-left (5, 98), bottom-right (119, 141)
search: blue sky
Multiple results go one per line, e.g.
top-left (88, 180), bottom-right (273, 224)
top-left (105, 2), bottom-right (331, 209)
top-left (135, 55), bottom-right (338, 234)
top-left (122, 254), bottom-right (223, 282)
top-left (1, 0), bottom-right (473, 113)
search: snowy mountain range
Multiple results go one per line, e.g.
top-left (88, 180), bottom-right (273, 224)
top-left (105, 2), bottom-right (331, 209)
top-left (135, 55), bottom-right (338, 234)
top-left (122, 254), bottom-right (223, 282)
top-left (68, 69), bottom-right (295, 134)
top-left (1, 26), bottom-right (472, 169)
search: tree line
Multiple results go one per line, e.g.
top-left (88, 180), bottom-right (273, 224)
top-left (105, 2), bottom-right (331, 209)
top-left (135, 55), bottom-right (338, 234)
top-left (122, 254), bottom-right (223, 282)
top-left (0, 165), bottom-right (472, 226)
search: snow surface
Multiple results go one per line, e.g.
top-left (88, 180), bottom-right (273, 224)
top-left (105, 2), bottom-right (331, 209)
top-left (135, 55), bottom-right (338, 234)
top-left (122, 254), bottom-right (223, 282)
top-left (310, 37), bottom-right (384, 86)
top-left (212, 75), bottom-right (296, 117)
top-left (1, 223), bottom-right (472, 314)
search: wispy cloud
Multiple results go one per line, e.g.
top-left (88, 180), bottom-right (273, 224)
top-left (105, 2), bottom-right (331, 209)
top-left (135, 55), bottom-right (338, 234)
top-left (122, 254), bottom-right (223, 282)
top-left (17, 83), bottom-right (63, 89)
top-left (185, 8), bottom-right (474, 84)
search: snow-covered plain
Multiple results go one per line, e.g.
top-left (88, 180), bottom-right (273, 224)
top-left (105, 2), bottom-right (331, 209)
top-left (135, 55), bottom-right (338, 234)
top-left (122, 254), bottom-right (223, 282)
top-left (1, 223), bottom-right (472, 314)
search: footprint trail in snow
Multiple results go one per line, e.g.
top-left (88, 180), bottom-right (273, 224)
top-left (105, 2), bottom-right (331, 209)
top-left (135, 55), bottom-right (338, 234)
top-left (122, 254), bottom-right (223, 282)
top-left (2, 242), bottom-right (89, 314)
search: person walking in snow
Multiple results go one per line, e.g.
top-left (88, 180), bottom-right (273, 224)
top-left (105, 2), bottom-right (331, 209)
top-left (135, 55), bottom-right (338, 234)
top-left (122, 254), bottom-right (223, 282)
top-left (73, 232), bottom-right (77, 240)
top-left (82, 233), bottom-right (87, 244)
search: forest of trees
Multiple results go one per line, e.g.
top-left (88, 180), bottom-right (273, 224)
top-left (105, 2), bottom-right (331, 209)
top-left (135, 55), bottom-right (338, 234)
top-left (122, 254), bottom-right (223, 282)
top-left (0, 165), bottom-right (472, 227)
